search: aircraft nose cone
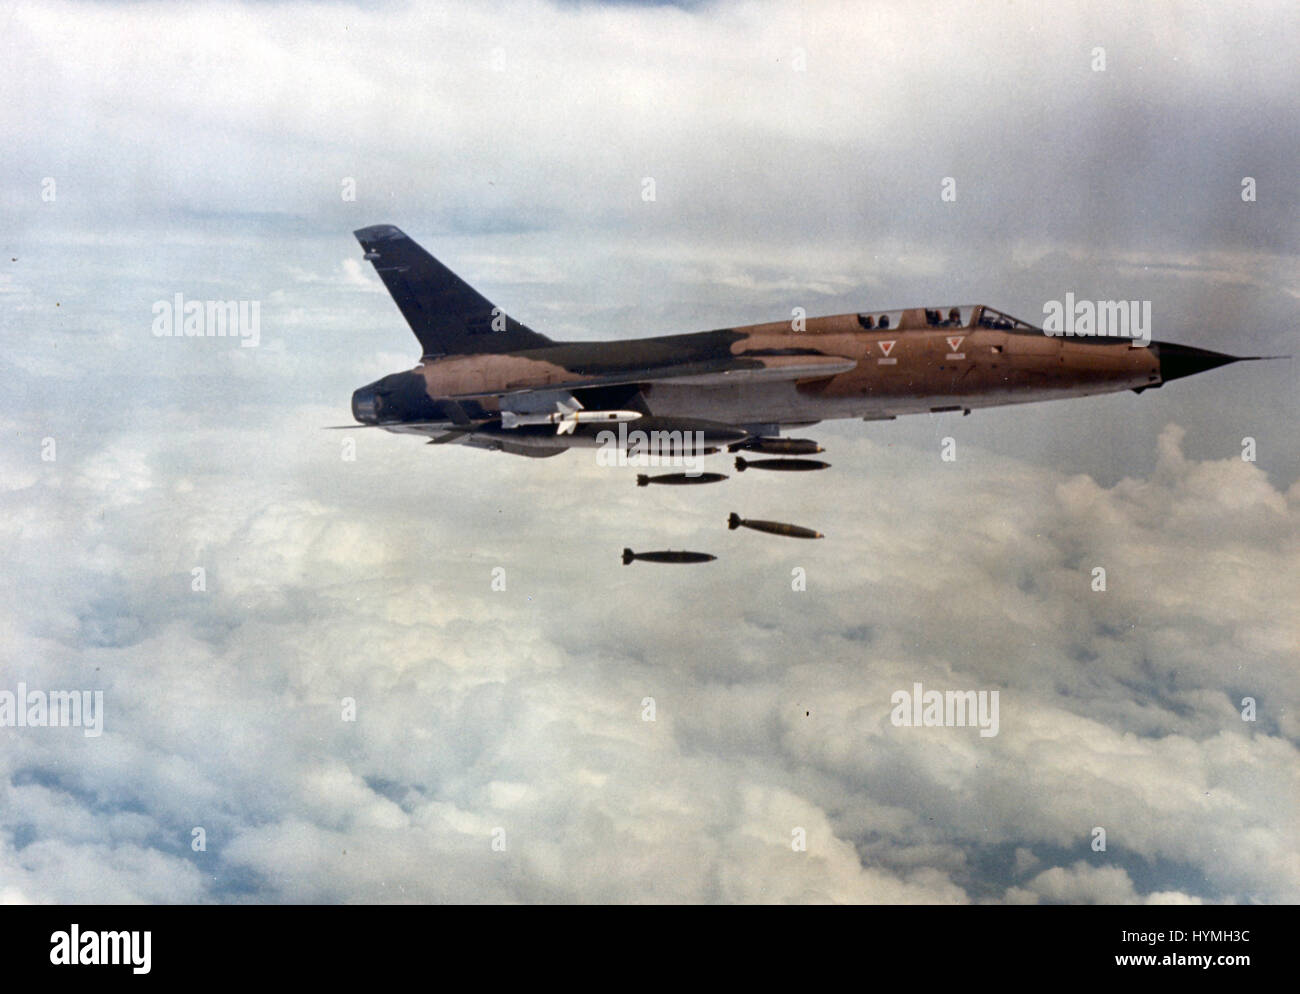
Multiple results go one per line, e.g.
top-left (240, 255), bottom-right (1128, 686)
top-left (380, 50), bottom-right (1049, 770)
top-left (1152, 341), bottom-right (1243, 384)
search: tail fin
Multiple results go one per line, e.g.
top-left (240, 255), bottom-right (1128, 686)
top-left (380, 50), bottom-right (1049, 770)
top-left (734, 457), bottom-right (748, 472)
top-left (728, 513), bottom-right (741, 530)
top-left (622, 548), bottom-right (636, 565)
top-left (636, 475), bottom-right (649, 487)
top-left (353, 225), bottom-right (553, 358)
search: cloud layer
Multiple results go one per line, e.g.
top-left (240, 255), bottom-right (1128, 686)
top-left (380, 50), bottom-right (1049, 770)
top-left (1, 411), bottom-right (1296, 903)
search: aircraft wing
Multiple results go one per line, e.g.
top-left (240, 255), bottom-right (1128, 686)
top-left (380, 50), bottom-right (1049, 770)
top-left (443, 353), bottom-right (858, 400)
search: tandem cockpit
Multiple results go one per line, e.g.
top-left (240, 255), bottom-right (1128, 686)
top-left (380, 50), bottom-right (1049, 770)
top-left (854, 305), bottom-right (1041, 333)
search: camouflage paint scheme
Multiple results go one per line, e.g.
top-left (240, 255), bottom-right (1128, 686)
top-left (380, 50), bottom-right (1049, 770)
top-left (347, 225), bottom-right (1258, 458)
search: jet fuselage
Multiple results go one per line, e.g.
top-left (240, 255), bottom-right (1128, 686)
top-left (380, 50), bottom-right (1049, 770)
top-left (344, 225), bottom-right (1260, 456)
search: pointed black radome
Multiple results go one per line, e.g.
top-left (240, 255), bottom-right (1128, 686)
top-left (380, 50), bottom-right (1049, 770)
top-left (1151, 342), bottom-right (1275, 384)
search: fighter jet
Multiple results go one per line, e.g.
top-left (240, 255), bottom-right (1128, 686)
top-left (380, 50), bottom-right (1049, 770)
top-left (346, 225), bottom-right (1273, 458)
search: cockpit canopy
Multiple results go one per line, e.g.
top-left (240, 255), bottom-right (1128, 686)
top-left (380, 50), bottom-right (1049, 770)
top-left (854, 305), bottom-right (1041, 333)
top-left (973, 306), bottom-right (1039, 331)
